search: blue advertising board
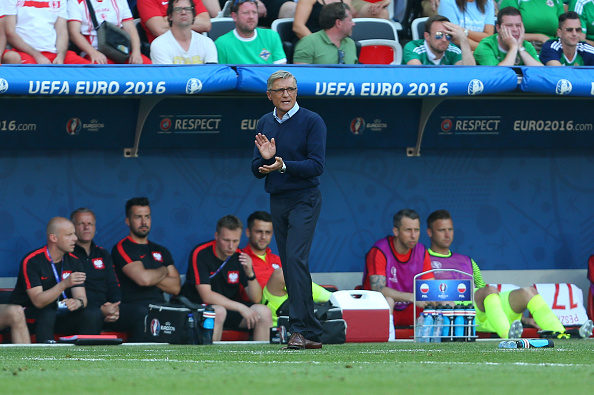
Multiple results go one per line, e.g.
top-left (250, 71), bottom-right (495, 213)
top-left (237, 65), bottom-right (519, 97)
top-left (420, 97), bottom-right (594, 149)
top-left (520, 67), bottom-right (594, 96)
top-left (0, 64), bottom-right (237, 96)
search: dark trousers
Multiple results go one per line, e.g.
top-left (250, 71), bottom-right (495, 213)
top-left (104, 302), bottom-right (149, 342)
top-left (26, 305), bottom-right (103, 343)
top-left (270, 187), bottom-right (323, 342)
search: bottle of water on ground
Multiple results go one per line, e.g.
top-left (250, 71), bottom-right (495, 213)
top-left (499, 339), bottom-right (555, 349)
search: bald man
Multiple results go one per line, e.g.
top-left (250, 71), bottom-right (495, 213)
top-left (10, 217), bottom-right (102, 343)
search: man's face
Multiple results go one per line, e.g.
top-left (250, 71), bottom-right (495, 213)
top-left (427, 219), bottom-right (454, 251)
top-left (233, 1), bottom-right (258, 35)
top-left (393, 217), bottom-right (421, 251)
top-left (338, 10), bottom-right (355, 38)
top-left (215, 227), bottom-right (242, 258)
top-left (246, 220), bottom-right (273, 252)
top-left (170, 0), bottom-right (194, 28)
top-left (266, 77), bottom-right (297, 118)
top-left (425, 21), bottom-right (451, 56)
top-left (56, 221), bottom-right (78, 253)
top-left (558, 18), bottom-right (581, 48)
top-left (126, 205), bottom-right (151, 239)
top-left (73, 212), bottom-right (96, 244)
top-left (499, 15), bottom-right (523, 41)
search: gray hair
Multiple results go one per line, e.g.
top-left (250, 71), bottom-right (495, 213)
top-left (70, 207), bottom-right (95, 222)
top-left (267, 70), bottom-right (297, 90)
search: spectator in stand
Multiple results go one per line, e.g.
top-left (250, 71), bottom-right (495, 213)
top-left (293, 0), bottom-right (354, 39)
top-left (259, 0), bottom-right (296, 28)
top-left (215, 0), bottom-right (286, 64)
top-left (0, 2), bottom-right (23, 63)
top-left (138, 0), bottom-right (211, 43)
top-left (437, 0), bottom-right (495, 50)
top-left (4, 0), bottom-right (91, 64)
top-left (474, 6), bottom-right (542, 65)
top-left (151, 0), bottom-right (218, 64)
top-left (499, 0), bottom-right (564, 52)
top-left (293, 2), bottom-right (357, 64)
top-left (540, 11), bottom-right (594, 66)
top-left (403, 14), bottom-right (475, 65)
top-left (67, 0), bottom-right (151, 64)
top-left (570, 0), bottom-right (594, 47)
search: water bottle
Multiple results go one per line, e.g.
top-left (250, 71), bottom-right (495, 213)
top-left (432, 306), bottom-right (444, 343)
top-left (453, 304), bottom-right (465, 341)
top-left (516, 339), bottom-right (554, 348)
top-left (187, 313), bottom-right (198, 345)
top-left (442, 305), bottom-right (453, 341)
top-left (415, 313), bottom-right (424, 342)
top-left (421, 305), bottom-right (434, 343)
top-left (498, 340), bottom-right (518, 349)
top-left (465, 304), bottom-right (476, 342)
top-left (201, 305), bottom-right (215, 345)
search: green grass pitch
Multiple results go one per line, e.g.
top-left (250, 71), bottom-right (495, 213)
top-left (1, 340), bottom-right (593, 394)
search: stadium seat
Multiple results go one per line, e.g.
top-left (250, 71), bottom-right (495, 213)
top-left (208, 17), bottom-right (236, 41)
top-left (357, 39), bottom-right (402, 65)
top-left (411, 17), bottom-right (428, 41)
top-left (216, 0), bottom-right (233, 18)
top-left (134, 18), bottom-right (151, 58)
top-left (271, 18), bottom-right (296, 64)
top-left (586, 255), bottom-right (594, 320)
top-left (351, 18), bottom-right (399, 42)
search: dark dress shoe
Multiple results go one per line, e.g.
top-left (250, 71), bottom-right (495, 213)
top-left (285, 332), bottom-right (322, 350)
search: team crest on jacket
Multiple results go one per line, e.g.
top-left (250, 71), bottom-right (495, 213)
top-left (62, 271), bottom-right (72, 280)
top-left (93, 258), bottom-right (105, 269)
top-left (272, 263), bottom-right (280, 270)
top-left (228, 271), bottom-right (239, 284)
top-left (152, 251), bottom-right (163, 262)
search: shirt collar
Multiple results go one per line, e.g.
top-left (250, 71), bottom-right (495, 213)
top-left (427, 248), bottom-right (452, 257)
top-left (273, 102), bottom-right (299, 123)
top-left (233, 28), bottom-right (258, 42)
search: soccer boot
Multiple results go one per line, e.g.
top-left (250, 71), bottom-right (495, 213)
top-left (507, 320), bottom-right (523, 339)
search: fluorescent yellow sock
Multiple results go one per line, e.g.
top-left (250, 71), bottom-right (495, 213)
top-left (527, 294), bottom-right (566, 333)
top-left (484, 293), bottom-right (512, 339)
top-left (312, 283), bottom-right (332, 303)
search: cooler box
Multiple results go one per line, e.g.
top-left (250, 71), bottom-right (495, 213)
top-left (330, 290), bottom-right (390, 342)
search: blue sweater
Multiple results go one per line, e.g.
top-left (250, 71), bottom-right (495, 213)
top-left (252, 107), bottom-right (327, 195)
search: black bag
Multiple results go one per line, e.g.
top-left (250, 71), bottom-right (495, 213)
top-left (277, 301), bottom-right (347, 344)
top-left (145, 302), bottom-right (211, 344)
top-left (84, 0), bottom-right (131, 63)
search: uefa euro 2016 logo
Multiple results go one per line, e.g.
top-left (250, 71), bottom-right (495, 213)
top-left (150, 318), bottom-right (161, 336)
top-left (439, 283), bottom-right (447, 293)
top-left (186, 78), bottom-right (202, 94)
top-left (556, 79), bottom-right (572, 95)
top-left (350, 117), bottom-right (365, 135)
top-left (467, 79), bottom-right (484, 95)
top-left (0, 78), bottom-right (8, 94)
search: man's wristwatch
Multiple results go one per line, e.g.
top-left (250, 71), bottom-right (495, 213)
top-left (279, 162), bottom-right (286, 174)
top-left (519, 46), bottom-right (526, 52)
top-left (246, 273), bottom-right (257, 281)
top-left (464, 28), bottom-right (469, 37)
top-left (76, 298), bottom-right (85, 309)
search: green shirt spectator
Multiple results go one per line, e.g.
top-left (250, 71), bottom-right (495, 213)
top-left (293, 30), bottom-right (357, 64)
